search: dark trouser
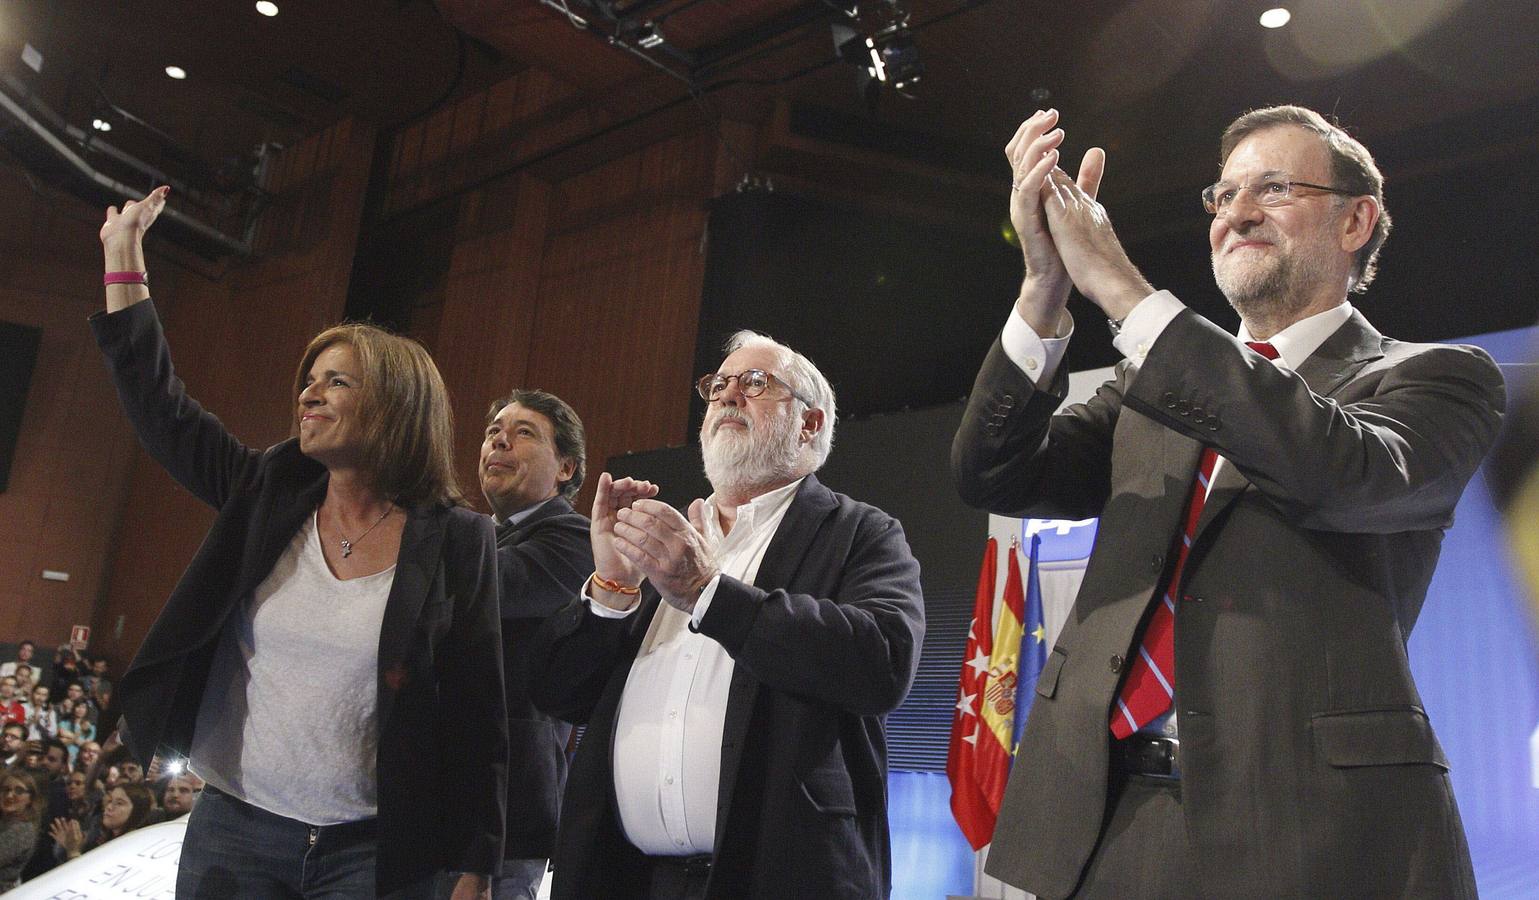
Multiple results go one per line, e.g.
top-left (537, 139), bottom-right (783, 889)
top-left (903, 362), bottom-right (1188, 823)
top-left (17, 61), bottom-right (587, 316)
top-left (1070, 771), bottom-right (1198, 899)
top-left (435, 859), bottom-right (547, 900)
top-left (644, 854), bottom-right (712, 900)
top-left (177, 786), bottom-right (435, 899)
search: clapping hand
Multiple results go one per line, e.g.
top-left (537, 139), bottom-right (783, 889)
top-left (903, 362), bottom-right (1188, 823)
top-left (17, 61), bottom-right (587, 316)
top-left (1005, 109), bottom-right (1106, 335)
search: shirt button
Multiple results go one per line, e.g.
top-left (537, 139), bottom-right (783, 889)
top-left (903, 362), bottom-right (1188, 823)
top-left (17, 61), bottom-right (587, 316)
top-left (1025, 358), bottom-right (1039, 372)
top-left (676, 839), bottom-right (686, 847)
top-left (665, 775), bottom-right (674, 785)
top-left (1135, 342), bottom-right (1149, 357)
top-left (1109, 654), bottom-right (1124, 673)
top-left (669, 709), bottom-right (678, 719)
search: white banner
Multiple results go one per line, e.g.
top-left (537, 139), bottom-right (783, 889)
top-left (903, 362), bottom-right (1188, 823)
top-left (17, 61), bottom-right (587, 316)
top-left (7, 817), bottom-right (186, 900)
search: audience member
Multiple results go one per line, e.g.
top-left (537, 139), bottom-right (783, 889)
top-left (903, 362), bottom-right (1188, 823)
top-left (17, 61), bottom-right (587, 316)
top-left (0, 771), bottom-right (43, 890)
top-left (0, 678), bottom-right (23, 726)
top-left (59, 703), bottom-right (96, 763)
top-left (74, 741), bottom-right (101, 777)
top-left (24, 686), bottom-right (57, 741)
top-left (1, 724), bottom-right (25, 766)
top-left (62, 771), bottom-right (96, 823)
top-left (0, 641), bottom-right (36, 679)
top-left (13, 665), bottom-right (36, 697)
top-left (18, 740), bottom-right (71, 881)
top-left (49, 648), bottom-right (83, 699)
top-left (49, 782), bottom-right (154, 862)
top-left (156, 772), bottom-right (203, 820)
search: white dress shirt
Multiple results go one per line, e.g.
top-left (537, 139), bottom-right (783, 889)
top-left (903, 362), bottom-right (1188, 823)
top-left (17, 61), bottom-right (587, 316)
top-left (590, 477), bottom-right (804, 856)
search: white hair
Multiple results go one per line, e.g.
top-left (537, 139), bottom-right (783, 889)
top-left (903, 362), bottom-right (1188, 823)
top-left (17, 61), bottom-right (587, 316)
top-left (721, 329), bottom-right (837, 469)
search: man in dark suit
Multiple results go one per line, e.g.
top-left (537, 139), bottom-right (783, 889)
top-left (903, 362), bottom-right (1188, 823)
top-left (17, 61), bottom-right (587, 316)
top-left (530, 331), bottom-right (924, 899)
top-left (473, 389), bottom-right (593, 900)
top-left (953, 105), bottom-right (1504, 898)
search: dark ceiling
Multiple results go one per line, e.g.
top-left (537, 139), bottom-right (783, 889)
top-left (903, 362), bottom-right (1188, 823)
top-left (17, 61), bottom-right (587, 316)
top-left (1, 0), bottom-right (1536, 324)
top-left (6, 0), bottom-right (1538, 195)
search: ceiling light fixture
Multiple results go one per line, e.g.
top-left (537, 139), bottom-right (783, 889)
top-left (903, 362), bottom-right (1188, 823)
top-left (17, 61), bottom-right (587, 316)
top-left (91, 118), bottom-right (112, 132)
top-left (165, 65), bottom-right (187, 80)
top-left (1259, 8), bottom-right (1291, 28)
top-left (255, 1), bottom-right (279, 15)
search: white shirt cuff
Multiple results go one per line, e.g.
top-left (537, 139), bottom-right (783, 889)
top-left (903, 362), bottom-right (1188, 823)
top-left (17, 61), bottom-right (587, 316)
top-left (1110, 290), bottom-right (1185, 362)
top-left (584, 576), bottom-right (640, 618)
top-left (1001, 307), bottom-right (1073, 387)
top-left (689, 574), bottom-right (723, 627)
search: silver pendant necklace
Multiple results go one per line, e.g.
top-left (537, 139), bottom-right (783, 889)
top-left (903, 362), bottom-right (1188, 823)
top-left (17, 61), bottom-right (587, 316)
top-left (335, 503), bottom-right (394, 558)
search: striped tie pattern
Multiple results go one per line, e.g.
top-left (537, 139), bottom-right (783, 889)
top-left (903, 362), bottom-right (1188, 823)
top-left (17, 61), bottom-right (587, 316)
top-left (1110, 340), bottom-right (1279, 738)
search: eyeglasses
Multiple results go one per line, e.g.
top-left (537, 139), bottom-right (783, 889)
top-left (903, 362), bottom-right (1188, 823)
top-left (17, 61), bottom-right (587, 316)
top-left (1, 785), bottom-right (33, 796)
top-left (1201, 176), bottom-right (1358, 214)
top-left (696, 369), bottom-right (813, 407)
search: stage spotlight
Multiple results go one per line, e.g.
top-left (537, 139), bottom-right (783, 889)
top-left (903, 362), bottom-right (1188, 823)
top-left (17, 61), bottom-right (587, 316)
top-left (165, 759), bottom-right (185, 776)
top-left (634, 22), bottom-right (665, 49)
top-left (874, 28), bottom-right (923, 94)
top-left (91, 118), bottom-right (112, 132)
top-left (255, 1), bottom-right (279, 15)
top-left (1260, 7), bottom-right (1291, 28)
top-left (165, 65), bottom-right (187, 80)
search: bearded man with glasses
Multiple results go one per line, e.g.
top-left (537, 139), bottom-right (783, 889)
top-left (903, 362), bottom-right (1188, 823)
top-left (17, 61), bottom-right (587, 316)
top-left (953, 104), bottom-right (1503, 898)
top-left (530, 330), bottom-right (924, 900)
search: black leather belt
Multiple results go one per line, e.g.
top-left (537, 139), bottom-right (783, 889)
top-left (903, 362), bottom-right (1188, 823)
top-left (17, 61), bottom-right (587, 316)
top-left (1110, 733), bottom-right (1181, 779)
top-left (651, 854), bottom-right (713, 876)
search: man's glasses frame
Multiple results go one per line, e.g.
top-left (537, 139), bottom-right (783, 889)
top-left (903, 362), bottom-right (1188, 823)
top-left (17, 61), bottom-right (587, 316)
top-left (696, 369), bottom-right (813, 408)
top-left (1202, 176), bottom-right (1359, 215)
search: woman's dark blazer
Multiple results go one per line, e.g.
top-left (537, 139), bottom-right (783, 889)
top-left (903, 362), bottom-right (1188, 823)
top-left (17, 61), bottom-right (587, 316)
top-left (91, 301), bottom-right (508, 895)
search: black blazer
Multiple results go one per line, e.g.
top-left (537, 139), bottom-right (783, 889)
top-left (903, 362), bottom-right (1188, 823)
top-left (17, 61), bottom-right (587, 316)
top-left (953, 310), bottom-right (1503, 899)
top-left (529, 475), bottom-right (925, 899)
top-left (92, 301), bottom-right (508, 895)
top-left (494, 497), bottom-right (591, 859)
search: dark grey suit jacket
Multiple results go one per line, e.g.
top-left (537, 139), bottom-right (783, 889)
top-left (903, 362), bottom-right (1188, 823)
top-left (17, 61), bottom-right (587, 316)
top-left (494, 497), bottom-right (591, 859)
top-left (529, 475), bottom-right (925, 899)
top-left (952, 308), bottom-right (1504, 899)
top-left (92, 301), bottom-right (508, 895)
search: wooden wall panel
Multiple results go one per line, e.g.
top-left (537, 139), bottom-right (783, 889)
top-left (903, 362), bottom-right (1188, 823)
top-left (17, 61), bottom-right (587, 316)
top-left (414, 127), bottom-right (731, 516)
top-left (0, 170), bottom-right (140, 652)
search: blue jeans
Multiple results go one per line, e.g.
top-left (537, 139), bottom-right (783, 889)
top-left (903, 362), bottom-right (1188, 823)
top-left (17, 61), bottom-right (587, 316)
top-left (178, 786), bottom-right (435, 899)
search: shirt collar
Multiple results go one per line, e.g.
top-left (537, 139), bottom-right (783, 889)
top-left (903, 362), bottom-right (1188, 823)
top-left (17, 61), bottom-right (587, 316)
top-left (702, 476), bottom-right (805, 544)
top-left (1237, 301), bottom-right (1354, 369)
top-left (496, 496), bottom-right (556, 530)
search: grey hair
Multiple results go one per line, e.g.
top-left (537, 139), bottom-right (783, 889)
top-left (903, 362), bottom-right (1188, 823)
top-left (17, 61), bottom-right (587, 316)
top-left (722, 329), bottom-right (837, 469)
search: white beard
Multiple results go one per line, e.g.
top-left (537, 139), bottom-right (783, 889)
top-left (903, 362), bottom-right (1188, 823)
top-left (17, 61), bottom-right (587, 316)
top-left (701, 406), bottom-right (802, 497)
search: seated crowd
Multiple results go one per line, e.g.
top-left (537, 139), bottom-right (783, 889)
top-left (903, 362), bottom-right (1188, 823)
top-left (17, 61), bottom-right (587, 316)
top-left (0, 640), bottom-right (203, 890)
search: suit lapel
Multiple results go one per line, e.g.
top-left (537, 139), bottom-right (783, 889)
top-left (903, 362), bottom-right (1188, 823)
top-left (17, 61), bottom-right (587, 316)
top-left (713, 476), bottom-right (838, 851)
top-left (376, 504), bottom-right (445, 737)
top-left (1192, 311), bottom-right (1385, 539)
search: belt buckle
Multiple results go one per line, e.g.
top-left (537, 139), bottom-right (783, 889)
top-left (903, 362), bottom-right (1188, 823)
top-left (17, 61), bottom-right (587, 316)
top-left (1127, 734), bottom-right (1181, 780)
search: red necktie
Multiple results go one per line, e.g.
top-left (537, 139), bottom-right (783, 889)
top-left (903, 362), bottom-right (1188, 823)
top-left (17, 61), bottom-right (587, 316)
top-left (1111, 340), bottom-right (1279, 738)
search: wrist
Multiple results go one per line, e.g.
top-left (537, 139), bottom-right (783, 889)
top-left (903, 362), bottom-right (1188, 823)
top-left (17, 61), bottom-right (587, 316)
top-left (1015, 280), bottom-right (1070, 339)
top-left (102, 241), bottom-right (146, 271)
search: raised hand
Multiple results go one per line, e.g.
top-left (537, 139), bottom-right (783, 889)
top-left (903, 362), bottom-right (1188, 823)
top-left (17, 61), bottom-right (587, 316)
top-left (50, 817), bottom-right (84, 858)
top-left (100, 186), bottom-right (169, 251)
top-left (612, 497), bottom-right (719, 613)
top-left (589, 472), bottom-right (657, 608)
top-left (1040, 164), bottom-right (1152, 322)
top-left (1005, 109), bottom-right (1106, 335)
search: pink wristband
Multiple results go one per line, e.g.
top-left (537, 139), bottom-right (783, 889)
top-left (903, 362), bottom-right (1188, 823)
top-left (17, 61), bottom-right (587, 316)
top-left (104, 271), bottom-right (148, 286)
